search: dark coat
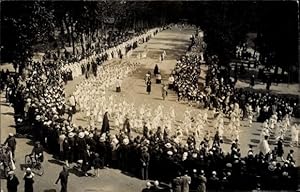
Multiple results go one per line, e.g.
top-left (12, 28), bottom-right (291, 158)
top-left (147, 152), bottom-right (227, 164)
top-left (7, 175), bottom-right (19, 192)
top-left (101, 112), bottom-right (110, 134)
top-left (23, 175), bottom-right (34, 192)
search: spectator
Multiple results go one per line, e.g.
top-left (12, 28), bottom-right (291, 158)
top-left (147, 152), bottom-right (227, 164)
top-left (7, 171), bottom-right (19, 192)
top-left (55, 166), bottom-right (69, 192)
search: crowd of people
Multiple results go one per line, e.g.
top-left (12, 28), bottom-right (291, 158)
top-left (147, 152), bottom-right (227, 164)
top-left (1, 23), bottom-right (299, 192)
top-left (59, 27), bottom-right (164, 84)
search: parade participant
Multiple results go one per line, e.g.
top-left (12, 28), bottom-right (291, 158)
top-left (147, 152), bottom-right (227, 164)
top-left (286, 149), bottom-right (294, 163)
top-left (116, 76), bottom-right (121, 92)
top-left (23, 168), bottom-right (34, 192)
top-left (69, 94), bottom-right (77, 115)
top-left (7, 171), bottom-right (19, 192)
top-left (162, 84), bottom-right (168, 100)
top-left (4, 133), bottom-right (17, 159)
top-left (55, 166), bottom-right (69, 192)
top-left (145, 71), bottom-right (151, 82)
top-left (259, 136), bottom-right (271, 156)
top-left (154, 64), bottom-right (159, 76)
top-left (168, 75), bottom-right (175, 90)
top-left (156, 73), bottom-right (162, 84)
top-left (101, 111), bottom-right (110, 134)
top-left (250, 75), bottom-right (255, 88)
top-left (276, 137), bottom-right (285, 161)
top-left (146, 79), bottom-right (152, 95)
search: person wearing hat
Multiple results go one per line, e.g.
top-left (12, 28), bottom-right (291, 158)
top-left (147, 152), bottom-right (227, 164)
top-left (55, 166), bottom-right (69, 192)
top-left (141, 182), bottom-right (152, 192)
top-left (197, 170), bottom-right (207, 192)
top-left (208, 171), bottom-right (219, 191)
top-left (161, 83), bottom-right (168, 100)
top-left (76, 132), bottom-right (87, 162)
top-left (67, 132), bottom-right (75, 164)
top-left (4, 133), bottom-right (17, 159)
top-left (30, 141), bottom-right (44, 164)
top-left (190, 169), bottom-right (200, 192)
top-left (101, 111), bottom-right (110, 134)
top-left (7, 171), bottom-right (19, 192)
top-left (140, 146), bottom-right (150, 180)
top-left (181, 170), bottom-right (191, 192)
top-left (63, 137), bottom-right (71, 167)
top-left (170, 171), bottom-right (182, 192)
top-left (146, 78), bottom-right (152, 95)
top-left (168, 74), bottom-right (175, 90)
top-left (119, 138), bottom-right (130, 172)
top-left (23, 168), bottom-right (34, 192)
top-left (58, 130), bottom-right (66, 161)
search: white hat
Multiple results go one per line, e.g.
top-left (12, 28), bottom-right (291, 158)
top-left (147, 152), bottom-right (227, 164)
top-left (167, 151), bottom-right (173, 156)
top-left (26, 168), bottom-right (32, 172)
top-left (78, 132), bottom-right (85, 139)
top-left (165, 143), bottom-right (172, 148)
top-left (154, 180), bottom-right (159, 186)
top-left (68, 132), bottom-right (75, 138)
top-left (9, 133), bottom-right (14, 137)
top-left (8, 171), bottom-right (14, 175)
top-left (123, 138), bottom-right (129, 145)
top-left (112, 138), bottom-right (119, 145)
top-left (192, 153), bottom-right (198, 158)
top-left (212, 171), bottom-right (217, 175)
top-left (183, 152), bottom-right (188, 157)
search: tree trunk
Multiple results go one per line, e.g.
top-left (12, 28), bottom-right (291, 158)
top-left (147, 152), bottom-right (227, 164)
top-left (63, 18), bottom-right (72, 47)
top-left (81, 33), bottom-right (86, 56)
top-left (60, 20), bottom-right (65, 48)
top-left (70, 25), bottom-right (75, 55)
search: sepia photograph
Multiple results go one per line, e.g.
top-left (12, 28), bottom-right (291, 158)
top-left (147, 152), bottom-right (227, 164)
top-left (0, 1), bottom-right (299, 192)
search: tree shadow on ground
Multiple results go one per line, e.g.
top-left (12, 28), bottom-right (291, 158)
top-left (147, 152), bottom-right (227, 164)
top-left (20, 163), bottom-right (30, 171)
top-left (26, 140), bottom-right (35, 146)
top-left (250, 139), bottom-right (260, 144)
top-left (48, 159), bottom-right (65, 166)
top-left (44, 189), bottom-right (57, 192)
top-left (1, 112), bottom-right (14, 116)
top-left (121, 170), bottom-right (137, 178)
top-left (68, 167), bottom-right (85, 177)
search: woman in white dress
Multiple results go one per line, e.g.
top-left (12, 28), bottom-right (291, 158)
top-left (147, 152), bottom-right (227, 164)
top-left (259, 135), bottom-right (271, 155)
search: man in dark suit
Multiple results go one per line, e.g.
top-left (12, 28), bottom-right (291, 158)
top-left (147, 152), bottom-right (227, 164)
top-left (7, 171), bottom-right (19, 192)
